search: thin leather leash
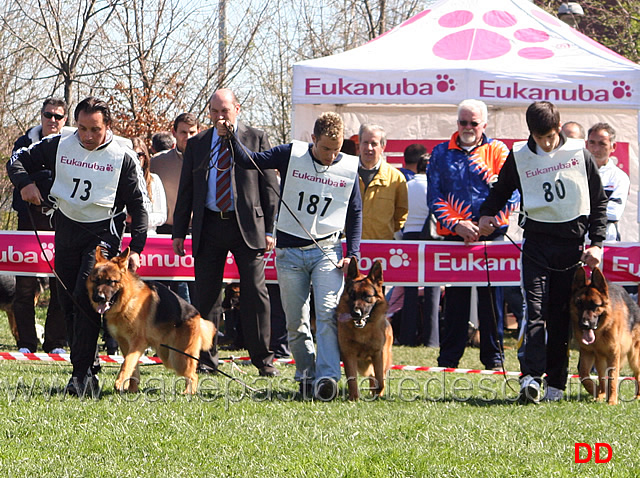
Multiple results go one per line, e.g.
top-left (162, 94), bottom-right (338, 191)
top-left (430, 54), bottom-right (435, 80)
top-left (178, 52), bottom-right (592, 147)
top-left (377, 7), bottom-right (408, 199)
top-left (160, 343), bottom-right (259, 393)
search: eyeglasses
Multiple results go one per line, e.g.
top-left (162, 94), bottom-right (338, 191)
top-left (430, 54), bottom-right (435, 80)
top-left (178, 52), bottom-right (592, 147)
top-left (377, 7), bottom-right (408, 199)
top-left (458, 120), bottom-right (481, 127)
top-left (136, 151), bottom-right (147, 159)
top-left (42, 111), bottom-right (65, 121)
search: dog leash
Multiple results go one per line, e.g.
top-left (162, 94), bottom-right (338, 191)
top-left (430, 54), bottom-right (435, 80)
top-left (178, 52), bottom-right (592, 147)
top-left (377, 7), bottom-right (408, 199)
top-left (503, 232), bottom-right (584, 272)
top-left (26, 205), bottom-right (99, 323)
top-left (160, 343), bottom-right (259, 393)
top-left (217, 123), bottom-right (343, 270)
top-left (482, 241), bottom-right (517, 393)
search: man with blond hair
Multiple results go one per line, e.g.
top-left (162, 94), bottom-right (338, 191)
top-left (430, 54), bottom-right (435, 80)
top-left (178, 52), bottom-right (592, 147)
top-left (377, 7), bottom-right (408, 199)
top-left (225, 111), bottom-right (362, 400)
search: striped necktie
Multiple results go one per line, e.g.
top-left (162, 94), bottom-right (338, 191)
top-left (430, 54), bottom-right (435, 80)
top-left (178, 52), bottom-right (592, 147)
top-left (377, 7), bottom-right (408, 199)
top-left (215, 141), bottom-right (232, 212)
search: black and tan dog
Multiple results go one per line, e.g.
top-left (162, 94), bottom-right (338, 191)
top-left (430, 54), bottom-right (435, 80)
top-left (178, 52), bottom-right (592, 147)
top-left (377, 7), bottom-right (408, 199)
top-left (571, 267), bottom-right (640, 404)
top-left (337, 260), bottom-right (393, 401)
top-left (0, 275), bottom-right (19, 342)
top-left (87, 247), bottom-right (214, 394)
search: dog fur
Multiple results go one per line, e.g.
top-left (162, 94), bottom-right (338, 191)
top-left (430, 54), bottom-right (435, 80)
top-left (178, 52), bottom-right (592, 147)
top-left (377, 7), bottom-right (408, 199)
top-left (0, 275), bottom-right (19, 342)
top-left (571, 267), bottom-right (640, 404)
top-left (337, 260), bottom-right (393, 401)
top-left (87, 247), bottom-right (214, 394)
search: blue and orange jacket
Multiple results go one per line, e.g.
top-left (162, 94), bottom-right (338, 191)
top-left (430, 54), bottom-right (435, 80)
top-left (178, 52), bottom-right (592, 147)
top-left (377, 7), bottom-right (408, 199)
top-left (427, 132), bottom-right (519, 237)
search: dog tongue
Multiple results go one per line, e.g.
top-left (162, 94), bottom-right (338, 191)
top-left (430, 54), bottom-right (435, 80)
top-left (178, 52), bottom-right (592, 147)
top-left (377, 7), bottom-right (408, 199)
top-left (96, 302), bottom-right (111, 315)
top-left (582, 329), bottom-right (595, 346)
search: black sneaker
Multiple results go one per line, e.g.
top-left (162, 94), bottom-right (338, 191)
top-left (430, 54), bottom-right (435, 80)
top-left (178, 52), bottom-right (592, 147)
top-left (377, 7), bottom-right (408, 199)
top-left (258, 365), bottom-right (280, 377)
top-left (65, 372), bottom-right (100, 399)
top-left (314, 378), bottom-right (338, 401)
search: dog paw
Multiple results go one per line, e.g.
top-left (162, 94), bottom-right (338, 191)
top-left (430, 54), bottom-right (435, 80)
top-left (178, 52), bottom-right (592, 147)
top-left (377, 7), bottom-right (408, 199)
top-left (115, 377), bottom-right (139, 393)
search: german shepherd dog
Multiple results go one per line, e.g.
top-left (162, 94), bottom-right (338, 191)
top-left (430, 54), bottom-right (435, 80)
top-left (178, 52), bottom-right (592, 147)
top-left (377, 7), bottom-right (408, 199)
top-left (571, 267), bottom-right (640, 404)
top-left (337, 260), bottom-right (393, 401)
top-left (87, 247), bottom-right (214, 394)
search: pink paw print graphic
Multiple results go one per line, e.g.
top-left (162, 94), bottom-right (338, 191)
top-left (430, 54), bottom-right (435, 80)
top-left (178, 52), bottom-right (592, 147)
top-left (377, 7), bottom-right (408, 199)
top-left (570, 159), bottom-right (579, 166)
top-left (612, 80), bottom-right (632, 99)
top-left (433, 9), bottom-right (553, 60)
top-left (436, 74), bottom-right (456, 92)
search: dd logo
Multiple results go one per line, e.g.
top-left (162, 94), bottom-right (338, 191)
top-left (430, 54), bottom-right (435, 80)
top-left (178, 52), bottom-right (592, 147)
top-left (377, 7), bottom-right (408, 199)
top-left (574, 443), bottom-right (612, 463)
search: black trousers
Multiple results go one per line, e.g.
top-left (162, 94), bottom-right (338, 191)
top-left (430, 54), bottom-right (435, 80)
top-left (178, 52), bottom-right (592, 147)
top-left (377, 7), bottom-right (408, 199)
top-left (15, 206), bottom-right (66, 352)
top-left (55, 214), bottom-right (121, 378)
top-left (519, 236), bottom-right (583, 390)
top-left (195, 209), bottom-right (273, 370)
top-left (399, 231), bottom-right (440, 347)
top-left (14, 277), bottom-right (66, 352)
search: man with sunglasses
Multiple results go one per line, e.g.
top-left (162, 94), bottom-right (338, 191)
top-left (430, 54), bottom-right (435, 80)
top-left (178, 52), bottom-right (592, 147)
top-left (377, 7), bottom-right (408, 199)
top-left (427, 99), bottom-right (519, 371)
top-left (9, 98), bottom-right (74, 356)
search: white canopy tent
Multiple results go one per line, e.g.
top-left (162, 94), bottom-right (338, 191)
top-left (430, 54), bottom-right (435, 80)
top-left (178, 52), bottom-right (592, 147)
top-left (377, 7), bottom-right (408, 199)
top-left (292, 0), bottom-right (640, 241)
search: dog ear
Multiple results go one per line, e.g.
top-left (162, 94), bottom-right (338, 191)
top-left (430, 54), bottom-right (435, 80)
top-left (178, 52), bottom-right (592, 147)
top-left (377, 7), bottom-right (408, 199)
top-left (368, 260), bottom-right (384, 284)
top-left (114, 247), bottom-right (131, 271)
top-left (347, 258), bottom-right (360, 281)
top-left (572, 267), bottom-right (587, 291)
top-left (95, 246), bottom-right (108, 263)
top-left (590, 267), bottom-right (608, 295)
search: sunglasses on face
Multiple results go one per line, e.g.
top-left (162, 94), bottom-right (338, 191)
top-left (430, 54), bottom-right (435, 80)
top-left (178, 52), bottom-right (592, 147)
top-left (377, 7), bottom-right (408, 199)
top-left (458, 120), bottom-right (481, 127)
top-left (137, 151), bottom-right (147, 159)
top-left (42, 111), bottom-right (65, 121)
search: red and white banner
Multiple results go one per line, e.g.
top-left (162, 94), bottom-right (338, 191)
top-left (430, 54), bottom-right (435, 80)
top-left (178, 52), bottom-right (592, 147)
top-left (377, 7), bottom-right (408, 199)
top-left (1, 231), bottom-right (638, 285)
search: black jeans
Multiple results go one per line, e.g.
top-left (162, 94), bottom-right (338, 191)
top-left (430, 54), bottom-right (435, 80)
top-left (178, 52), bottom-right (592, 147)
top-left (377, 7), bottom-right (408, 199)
top-left (519, 235), bottom-right (583, 390)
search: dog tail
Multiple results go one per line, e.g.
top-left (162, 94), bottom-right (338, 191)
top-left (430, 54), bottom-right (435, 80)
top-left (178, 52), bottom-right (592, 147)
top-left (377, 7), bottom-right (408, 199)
top-left (199, 318), bottom-right (215, 351)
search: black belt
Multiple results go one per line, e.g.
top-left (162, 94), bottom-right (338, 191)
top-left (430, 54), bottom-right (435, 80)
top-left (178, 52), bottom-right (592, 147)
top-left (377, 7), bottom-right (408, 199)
top-left (205, 208), bottom-right (236, 220)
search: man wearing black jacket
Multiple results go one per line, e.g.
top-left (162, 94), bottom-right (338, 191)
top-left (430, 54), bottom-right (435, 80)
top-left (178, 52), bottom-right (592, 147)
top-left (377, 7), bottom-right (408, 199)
top-left (11, 97), bottom-right (70, 355)
top-left (7, 97), bottom-right (148, 396)
top-left (479, 101), bottom-right (607, 403)
top-left (172, 89), bottom-right (279, 377)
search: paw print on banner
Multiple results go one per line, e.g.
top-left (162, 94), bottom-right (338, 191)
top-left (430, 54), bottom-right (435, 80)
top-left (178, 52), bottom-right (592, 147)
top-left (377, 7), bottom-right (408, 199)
top-left (612, 81), bottom-right (633, 99)
top-left (436, 74), bottom-right (455, 93)
top-left (433, 9), bottom-right (554, 61)
top-left (389, 248), bottom-right (410, 268)
top-left (40, 242), bottom-right (55, 262)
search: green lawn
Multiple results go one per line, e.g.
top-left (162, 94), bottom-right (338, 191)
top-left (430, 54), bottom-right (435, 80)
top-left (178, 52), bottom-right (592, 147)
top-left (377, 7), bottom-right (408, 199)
top-left (1, 308), bottom-right (638, 477)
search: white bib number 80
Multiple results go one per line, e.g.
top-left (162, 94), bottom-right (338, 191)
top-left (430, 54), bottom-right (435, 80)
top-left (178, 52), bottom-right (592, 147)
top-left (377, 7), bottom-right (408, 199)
top-left (542, 179), bottom-right (566, 203)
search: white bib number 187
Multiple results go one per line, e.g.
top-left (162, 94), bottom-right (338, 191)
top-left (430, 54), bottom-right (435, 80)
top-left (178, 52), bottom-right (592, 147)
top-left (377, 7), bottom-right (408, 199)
top-left (297, 191), bottom-right (332, 216)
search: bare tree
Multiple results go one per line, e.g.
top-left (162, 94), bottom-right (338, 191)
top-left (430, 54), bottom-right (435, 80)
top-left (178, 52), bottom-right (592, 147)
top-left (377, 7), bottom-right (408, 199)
top-left (245, 0), bottom-right (429, 143)
top-left (2, 0), bottom-right (122, 107)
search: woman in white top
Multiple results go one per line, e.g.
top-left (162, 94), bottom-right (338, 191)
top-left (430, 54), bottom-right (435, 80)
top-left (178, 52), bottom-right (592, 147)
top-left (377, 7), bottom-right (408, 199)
top-left (132, 137), bottom-right (167, 234)
top-left (400, 151), bottom-right (440, 347)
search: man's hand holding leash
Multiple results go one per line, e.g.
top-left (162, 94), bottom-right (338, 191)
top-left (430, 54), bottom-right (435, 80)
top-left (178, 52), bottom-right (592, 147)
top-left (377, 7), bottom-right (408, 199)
top-left (478, 216), bottom-right (499, 237)
top-left (582, 246), bottom-right (602, 270)
top-left (128, 252), bottom-right (141, 272)
top-left (337, 256), bottom-right (352, 270)
top-left (20, 183), bottom-right (44, 206)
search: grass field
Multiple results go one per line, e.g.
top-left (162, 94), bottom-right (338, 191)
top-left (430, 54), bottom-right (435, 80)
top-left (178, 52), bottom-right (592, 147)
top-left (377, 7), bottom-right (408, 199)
top-left (1, 302), bottom-right (639, 477)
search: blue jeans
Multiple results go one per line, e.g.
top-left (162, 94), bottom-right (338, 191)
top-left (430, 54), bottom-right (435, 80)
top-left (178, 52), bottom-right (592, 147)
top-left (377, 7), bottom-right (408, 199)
top-left (275, 242), bottom-right (344, 383)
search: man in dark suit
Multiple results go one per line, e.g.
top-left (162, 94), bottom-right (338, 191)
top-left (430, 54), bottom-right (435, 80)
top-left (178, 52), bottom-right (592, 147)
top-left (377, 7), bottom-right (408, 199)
top-left (172, 88), bottom-right (280, 376)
